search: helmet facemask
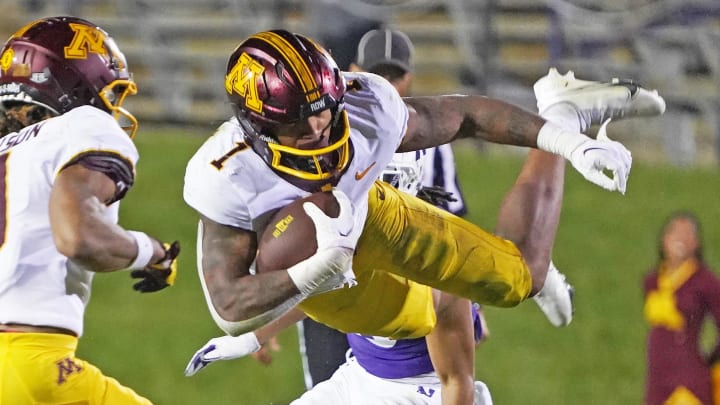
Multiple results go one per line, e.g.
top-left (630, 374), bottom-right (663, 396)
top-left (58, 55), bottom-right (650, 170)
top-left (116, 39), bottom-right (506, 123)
top-left (235, 94), bottom-right (351, 182)
top-left (99, 78), bottom-right (138, 137)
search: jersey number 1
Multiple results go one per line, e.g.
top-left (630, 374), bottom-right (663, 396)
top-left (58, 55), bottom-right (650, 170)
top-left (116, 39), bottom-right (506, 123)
top-left (211, 142), bottom-right (248, 170)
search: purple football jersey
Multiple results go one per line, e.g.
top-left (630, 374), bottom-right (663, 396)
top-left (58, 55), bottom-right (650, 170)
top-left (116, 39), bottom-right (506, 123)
top-left (347, 334), bottom-right (433, 379)
top-left (348, 304), bottom-right (484, 379)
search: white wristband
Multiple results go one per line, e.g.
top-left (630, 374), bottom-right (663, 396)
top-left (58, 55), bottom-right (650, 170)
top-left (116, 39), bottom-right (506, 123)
top-left (128, 231), bottom-right (155, 270)
top-left (536, 122), bottom-right (587, 159)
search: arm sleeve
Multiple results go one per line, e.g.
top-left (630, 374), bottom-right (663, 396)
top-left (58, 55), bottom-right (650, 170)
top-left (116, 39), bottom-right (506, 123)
top-left (61, 151), bottom-right (134, 204)
top-left (52, 107), bottom-right (139, 204)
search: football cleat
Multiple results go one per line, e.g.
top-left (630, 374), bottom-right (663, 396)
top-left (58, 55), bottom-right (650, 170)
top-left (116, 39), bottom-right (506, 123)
top-left (532, 261), bottom-right (574, 327)
top-left (534, 68), bottom-right (666, 127)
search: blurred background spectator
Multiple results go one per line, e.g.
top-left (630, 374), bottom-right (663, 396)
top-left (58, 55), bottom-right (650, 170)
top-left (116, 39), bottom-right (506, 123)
top-left (643, 211), bottom-right (720, 405)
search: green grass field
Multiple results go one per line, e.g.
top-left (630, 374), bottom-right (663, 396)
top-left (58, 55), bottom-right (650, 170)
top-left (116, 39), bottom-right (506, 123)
top-left (78, 128), bottom-right (720, 404)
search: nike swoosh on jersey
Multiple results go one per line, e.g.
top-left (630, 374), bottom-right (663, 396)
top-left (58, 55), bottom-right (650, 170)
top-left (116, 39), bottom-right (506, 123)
top-left (355, 161), bottom-right (377, 180)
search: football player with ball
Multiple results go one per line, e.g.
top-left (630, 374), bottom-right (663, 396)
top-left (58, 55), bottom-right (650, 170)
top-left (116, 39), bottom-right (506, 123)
top-left (186, 150), bottom-right (495, 404)
top-left (183, 27), bottom-right (665, 398)
top-left (187, 29), bottom-right (498, 405)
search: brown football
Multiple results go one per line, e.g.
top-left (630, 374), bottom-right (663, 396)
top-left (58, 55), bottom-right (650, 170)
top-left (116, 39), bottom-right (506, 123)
top-left (255, 191), bottom-right (340, 273)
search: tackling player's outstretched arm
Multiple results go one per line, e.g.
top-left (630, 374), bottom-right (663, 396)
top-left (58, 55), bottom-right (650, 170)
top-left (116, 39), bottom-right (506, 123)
top-left (427, 291), bottom-right (476, 405)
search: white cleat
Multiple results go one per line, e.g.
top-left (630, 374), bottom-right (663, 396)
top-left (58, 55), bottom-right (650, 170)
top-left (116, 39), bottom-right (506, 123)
top-left (534, 67), bottom-right (666, 126)
top-left (532, 261), bottom-right (574, 327)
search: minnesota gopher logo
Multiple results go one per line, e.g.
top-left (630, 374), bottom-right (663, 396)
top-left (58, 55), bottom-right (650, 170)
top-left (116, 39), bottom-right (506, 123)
top-left (225, 52), bottom-right (264, 113)
top-left (56, 357), bottom-right (83, 385)
top-left (63, 23), bottom-right (107, 60)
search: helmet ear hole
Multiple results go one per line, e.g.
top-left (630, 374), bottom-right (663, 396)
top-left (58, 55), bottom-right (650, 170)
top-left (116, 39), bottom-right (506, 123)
top-left (275, 62), bottom-right (293, 88)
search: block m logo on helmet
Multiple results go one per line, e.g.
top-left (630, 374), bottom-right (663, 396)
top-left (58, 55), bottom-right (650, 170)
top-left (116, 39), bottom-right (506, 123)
top-left (225, 52), bottom-right (264, 113)
top-left (63, 23), bottom-right (108, 60)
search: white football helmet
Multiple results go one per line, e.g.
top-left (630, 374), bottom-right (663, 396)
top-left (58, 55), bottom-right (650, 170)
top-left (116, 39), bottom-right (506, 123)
top-left (380, 150), bottom-right (427, 196)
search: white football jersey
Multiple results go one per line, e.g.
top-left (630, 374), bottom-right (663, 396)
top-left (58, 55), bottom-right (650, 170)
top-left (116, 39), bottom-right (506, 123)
top-left (184, 72), bottom-right (408, 234)
top-left (0, 106), bottom-right (138, 337)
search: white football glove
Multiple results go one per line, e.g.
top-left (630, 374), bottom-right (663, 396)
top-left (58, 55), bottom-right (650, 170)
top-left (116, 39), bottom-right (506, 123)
top-left (184, 333), bottom-right (261, 377)
top-left (303, 189), bottom-right (361, 250)
top-left (287, 189), bottom-right (358, 296)
top-left (538, 119), bottom-right (631, 194)
top-left (568, 119), bottom-right (631, 193)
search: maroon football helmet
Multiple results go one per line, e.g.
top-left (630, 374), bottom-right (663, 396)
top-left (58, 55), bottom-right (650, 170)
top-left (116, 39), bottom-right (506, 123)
top-left (225, 29), bottom-right (351, 191)
top-left (0, 16), bottom-right (138, 137)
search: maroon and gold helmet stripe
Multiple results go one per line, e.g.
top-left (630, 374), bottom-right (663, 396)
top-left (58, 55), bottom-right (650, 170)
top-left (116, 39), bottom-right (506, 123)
top-left (251, 31), bottom-right (321, 102)
top-left (11, 19), bottom-right (42, 38)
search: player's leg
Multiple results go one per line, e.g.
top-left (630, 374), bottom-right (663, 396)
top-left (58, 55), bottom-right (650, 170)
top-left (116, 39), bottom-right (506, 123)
top-left (358, 181), bottom-right (533, 307)
top-left (299, 268), bottom-right (437, 339)
top-left (524, 68), bottom-right (666, 325)
top-left (534, 67), bottom-right (666, 132)
top-left (493, 148), bottom-right (564, 295)
top-left (297, 318), bottom-right (350, 389)
top-left (0, 333), bottom-right (152, 405)
top-left (359, 68), bottom-right (665, 308)
top-left (493, 68), bottom-right (667, 295)
top-left (290, 358), bottom-right (355, 405)
top-left (532, 260), bottom-right (574, 327)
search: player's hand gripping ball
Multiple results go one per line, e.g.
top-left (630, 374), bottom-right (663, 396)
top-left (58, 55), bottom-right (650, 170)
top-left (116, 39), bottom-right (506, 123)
top-left (255, 191), bottom-right (340, 273)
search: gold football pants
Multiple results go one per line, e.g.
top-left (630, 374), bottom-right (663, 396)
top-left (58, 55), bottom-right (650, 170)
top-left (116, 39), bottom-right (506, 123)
top-left (300, 180), bottom-right (532, 339)
top-left (0, 332), bottom-right (152, 405)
